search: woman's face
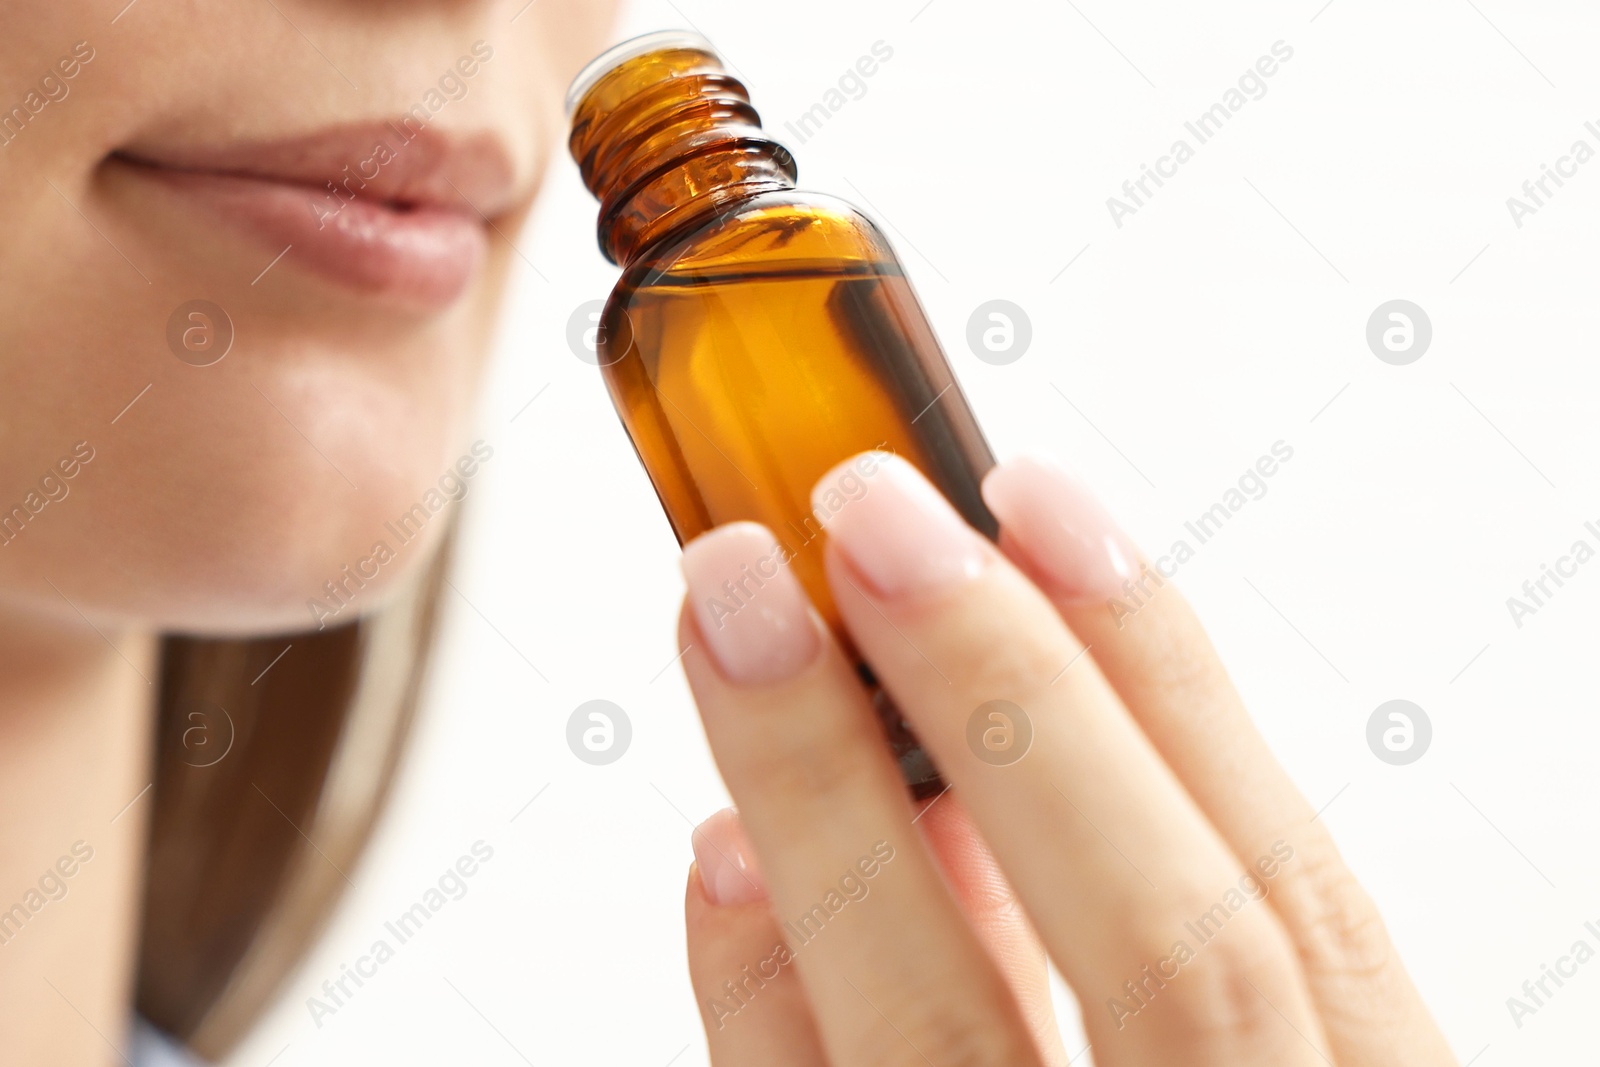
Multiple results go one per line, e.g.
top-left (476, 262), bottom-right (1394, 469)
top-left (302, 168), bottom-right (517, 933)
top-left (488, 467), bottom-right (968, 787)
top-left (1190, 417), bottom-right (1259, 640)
top-left (0, 1), bottom-right (613, 634)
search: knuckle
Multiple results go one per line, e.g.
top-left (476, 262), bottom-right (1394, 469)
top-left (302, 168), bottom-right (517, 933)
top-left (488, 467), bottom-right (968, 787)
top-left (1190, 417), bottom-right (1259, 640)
top-left (935, 582), bottom-right (1071, 699)
top-left (849, 991), bottom-right (1035, 1067)
top-left (1151, 922), bottom-right (1303, 1047)
top-left (1105, 874), bottom-right (1306, 1047)
top-left (1128, 605), bottom-right (1230, 703)
top-left (699, 646), bottom-right (894, 806)
top-left (724, 707), bottom-right (884, 806)
top-left (1275, 831), bottom-right (1395, 981)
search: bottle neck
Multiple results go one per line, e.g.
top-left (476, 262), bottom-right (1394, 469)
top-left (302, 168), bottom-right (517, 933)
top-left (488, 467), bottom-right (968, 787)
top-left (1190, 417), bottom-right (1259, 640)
top-left (568, 46), bottom-right (796, 267)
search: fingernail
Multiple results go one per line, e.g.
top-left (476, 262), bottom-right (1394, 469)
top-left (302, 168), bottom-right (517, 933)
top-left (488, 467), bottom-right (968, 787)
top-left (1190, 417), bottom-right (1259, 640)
top-left (811, 452), bottom-right (991, 600)
top-left (682, 522), bottom-right (821, 685)
top-left (692, 808), bottom-right (766, 906)
top-left (980, 457), bottom-right (1138, 601)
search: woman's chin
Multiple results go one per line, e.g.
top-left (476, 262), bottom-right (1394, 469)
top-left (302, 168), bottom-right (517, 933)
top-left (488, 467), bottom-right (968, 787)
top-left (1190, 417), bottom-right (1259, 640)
top-left (0, 416), bottom-right (490, 636)
top-left (0, 492), bottom-right (456, 637)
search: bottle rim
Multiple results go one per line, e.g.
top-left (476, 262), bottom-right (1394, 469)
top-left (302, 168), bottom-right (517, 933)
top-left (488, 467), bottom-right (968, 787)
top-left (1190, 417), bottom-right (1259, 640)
top-left (564, 29), bottom-right (720, 118)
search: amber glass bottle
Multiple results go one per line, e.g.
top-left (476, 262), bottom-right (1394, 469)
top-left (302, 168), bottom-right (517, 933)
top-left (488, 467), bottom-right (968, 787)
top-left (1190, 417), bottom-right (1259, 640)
top-left (567, 31), bottom-right (996, 794)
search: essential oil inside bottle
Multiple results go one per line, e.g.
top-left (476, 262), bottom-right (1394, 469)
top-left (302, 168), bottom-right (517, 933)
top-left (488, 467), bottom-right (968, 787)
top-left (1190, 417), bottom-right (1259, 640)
top-left (567, 31), bottom-right (997, 795)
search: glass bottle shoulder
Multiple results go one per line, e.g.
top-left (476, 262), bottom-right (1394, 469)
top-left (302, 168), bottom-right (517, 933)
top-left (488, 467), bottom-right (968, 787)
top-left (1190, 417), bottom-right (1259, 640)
top-left (617, 190), bottom-right (902, 289)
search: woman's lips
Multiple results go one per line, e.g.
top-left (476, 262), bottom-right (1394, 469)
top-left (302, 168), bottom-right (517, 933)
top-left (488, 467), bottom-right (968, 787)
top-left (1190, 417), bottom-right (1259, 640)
top-left (127, 163), bottom-right (486, 306)
top-left (113, 124), bottom-right (521, 307)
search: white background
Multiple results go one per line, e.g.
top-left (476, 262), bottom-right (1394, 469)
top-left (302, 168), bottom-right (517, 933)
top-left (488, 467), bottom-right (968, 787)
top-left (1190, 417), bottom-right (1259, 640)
top-left (230, 0), bottom-right (1600, 1063)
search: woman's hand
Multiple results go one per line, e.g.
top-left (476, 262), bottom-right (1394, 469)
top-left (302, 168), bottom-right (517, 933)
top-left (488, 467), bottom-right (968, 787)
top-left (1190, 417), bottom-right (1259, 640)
top-left (675, 453), bottom-right (1456, 1066)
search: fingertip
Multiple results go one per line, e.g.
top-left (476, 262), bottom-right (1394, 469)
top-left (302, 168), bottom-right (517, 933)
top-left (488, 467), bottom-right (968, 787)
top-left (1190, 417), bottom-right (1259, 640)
top-left (982, 456), bottom-right (1138, 603)
top-left (692, 807), bottom-right (767, 907)
top-left (681, 523), bottom-right (821, 686)
top-left (685, 859), bottom-right (721, 935)
top-left (808, 450), bottom-right (900, 525)
top-left (812, 451), bottom-right (991, 601)
top-left (686, 859), bottom-right (707, 908)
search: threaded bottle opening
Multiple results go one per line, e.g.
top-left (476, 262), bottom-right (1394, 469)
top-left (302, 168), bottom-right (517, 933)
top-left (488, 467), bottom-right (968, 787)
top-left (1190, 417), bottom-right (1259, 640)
top-left (565, 30), bottom-right (797, 266)
top-left (564, 29), bottom-right (719, 118)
